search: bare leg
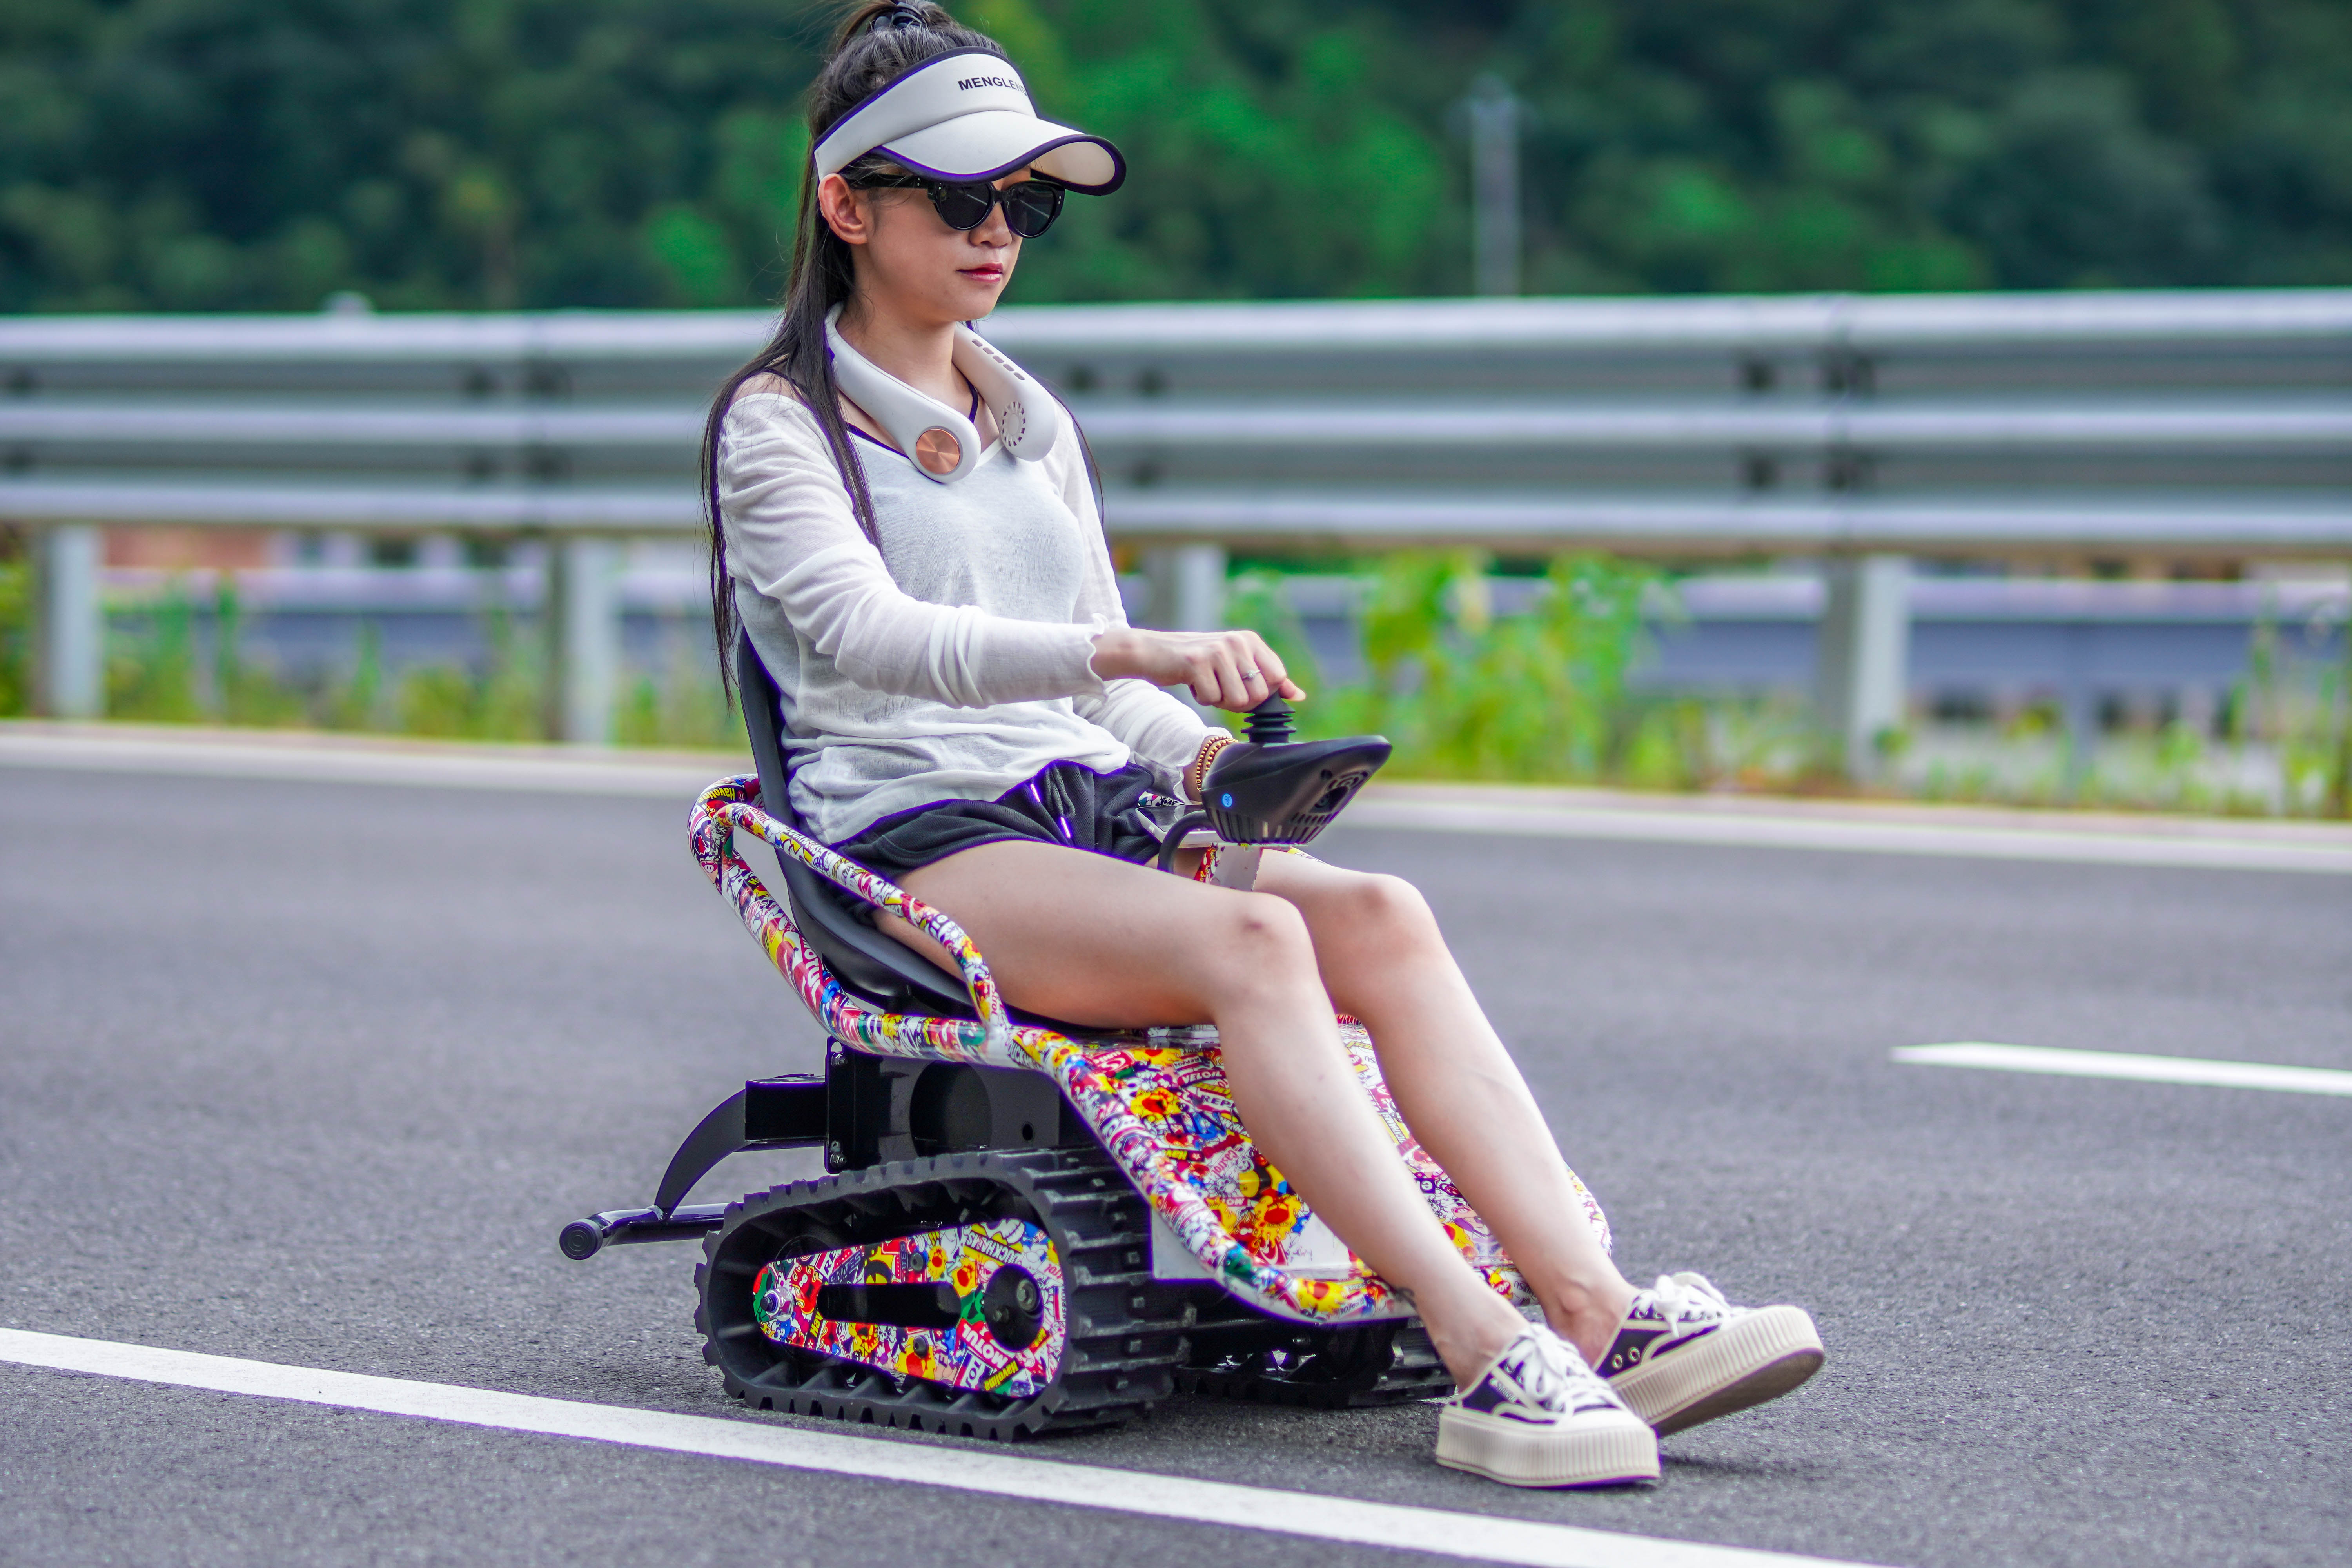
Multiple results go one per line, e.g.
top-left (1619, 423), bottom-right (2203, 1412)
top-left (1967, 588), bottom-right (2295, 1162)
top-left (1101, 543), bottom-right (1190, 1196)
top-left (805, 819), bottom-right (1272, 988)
top-left (880, 840), bottom-right (1530, 1382)
top-left (1253, 853), bottom-right (1636, 1367)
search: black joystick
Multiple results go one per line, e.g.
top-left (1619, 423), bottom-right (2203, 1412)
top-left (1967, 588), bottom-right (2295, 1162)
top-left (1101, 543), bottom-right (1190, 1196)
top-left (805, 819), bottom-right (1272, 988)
top-left (1243, 696), bottom-right (1297, 747)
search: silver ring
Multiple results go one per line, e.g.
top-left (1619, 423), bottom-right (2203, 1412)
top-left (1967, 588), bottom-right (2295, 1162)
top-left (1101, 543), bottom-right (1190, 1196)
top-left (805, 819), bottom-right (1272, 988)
top-left (1239, 667), bottom-right (1261, 681)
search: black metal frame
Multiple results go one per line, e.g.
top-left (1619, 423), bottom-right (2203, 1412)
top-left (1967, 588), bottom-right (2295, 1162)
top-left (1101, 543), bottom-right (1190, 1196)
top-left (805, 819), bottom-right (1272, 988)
top-left (557, 1046), bottom-right (1099, 1259)
top-left (557, 1073), bottom-right (824, 1259)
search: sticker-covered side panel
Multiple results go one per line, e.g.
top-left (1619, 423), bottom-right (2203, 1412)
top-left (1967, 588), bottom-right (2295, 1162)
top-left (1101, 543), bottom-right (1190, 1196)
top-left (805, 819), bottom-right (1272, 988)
top-left (752, 1215), bottom-right (1065, 1398)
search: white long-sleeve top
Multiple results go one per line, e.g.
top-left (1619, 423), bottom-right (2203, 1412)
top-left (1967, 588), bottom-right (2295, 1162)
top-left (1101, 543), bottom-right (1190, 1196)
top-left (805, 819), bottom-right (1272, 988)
top-left (718, 381), bottom-right (1220, 844)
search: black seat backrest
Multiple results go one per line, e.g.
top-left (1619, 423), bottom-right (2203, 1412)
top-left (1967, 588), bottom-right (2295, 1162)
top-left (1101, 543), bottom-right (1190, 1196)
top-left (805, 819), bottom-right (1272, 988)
top-left (735, 631), bottom-right (978, 1018)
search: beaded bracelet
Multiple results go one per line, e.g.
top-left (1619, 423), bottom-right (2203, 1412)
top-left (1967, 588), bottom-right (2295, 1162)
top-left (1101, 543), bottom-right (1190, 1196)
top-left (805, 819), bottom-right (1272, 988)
top-left (1189, 734), bottom-right (1234, 801)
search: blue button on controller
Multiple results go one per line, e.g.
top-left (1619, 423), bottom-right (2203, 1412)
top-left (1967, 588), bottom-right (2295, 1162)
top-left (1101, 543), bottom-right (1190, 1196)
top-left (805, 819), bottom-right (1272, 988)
top-left (1220, 792), bottom-right (1234, 808)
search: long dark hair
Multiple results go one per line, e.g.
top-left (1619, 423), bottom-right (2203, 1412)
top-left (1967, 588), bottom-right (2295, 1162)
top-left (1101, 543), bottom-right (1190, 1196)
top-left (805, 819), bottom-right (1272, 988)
top-left (701, 0), bottom-right (1005, 697)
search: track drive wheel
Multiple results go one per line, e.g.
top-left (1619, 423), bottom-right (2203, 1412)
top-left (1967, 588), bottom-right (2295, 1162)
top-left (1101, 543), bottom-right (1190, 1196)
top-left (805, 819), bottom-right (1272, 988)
top-left (695, 1147), bottom-right (1195, 1440)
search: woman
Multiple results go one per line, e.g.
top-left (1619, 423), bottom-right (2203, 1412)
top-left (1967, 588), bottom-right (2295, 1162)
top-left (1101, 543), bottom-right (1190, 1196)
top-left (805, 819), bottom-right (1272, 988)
top-left (704, 0), bottom-right (1822, 1489)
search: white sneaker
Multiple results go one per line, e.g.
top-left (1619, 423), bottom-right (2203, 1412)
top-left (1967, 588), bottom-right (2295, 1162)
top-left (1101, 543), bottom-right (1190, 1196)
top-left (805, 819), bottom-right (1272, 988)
top-left (1600, 1272), bottom-right (1825, 1436)
top-left (1436, 1325), bottom-right (1660, 1488)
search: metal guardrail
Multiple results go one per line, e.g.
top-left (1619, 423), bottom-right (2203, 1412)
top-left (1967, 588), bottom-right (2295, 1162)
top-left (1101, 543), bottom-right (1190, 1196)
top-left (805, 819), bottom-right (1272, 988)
top-left (5, 290), bottom-right (2347, 765)
top-left (4, 290), bottom-right (2347, 549)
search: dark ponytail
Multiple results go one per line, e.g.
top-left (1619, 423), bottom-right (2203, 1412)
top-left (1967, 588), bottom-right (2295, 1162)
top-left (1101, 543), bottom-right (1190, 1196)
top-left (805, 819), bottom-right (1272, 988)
top-left (702, 0), bottom-right (1006, 698)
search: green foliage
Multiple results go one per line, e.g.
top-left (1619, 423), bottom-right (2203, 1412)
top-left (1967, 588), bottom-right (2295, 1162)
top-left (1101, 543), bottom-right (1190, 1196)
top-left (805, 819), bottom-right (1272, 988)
top-left (0, 536), bottom-right (28, 715)
top-left (615, 615), bottom-right (740, 748)
top-left (1352, 552), bottom-right (1658, 777)
top-left (0, 0), bottom-right (824, 312)
top-left (109, 579), bottom-right (323, 726)
top-left (108, 588), bottom-right (206, 722)
top-left (1011, 1), bottom-right (1454, 299)
top-left (207, 579), bottom-right (310, 726)
top-left (1230, 551), bottom-right (1674, 783)
top-left (1618, 697), bottom-right (1713, 791)
top-left (4, 0), bottom-right (2347, 311)
top-left (2238, 593), bottom-right (2352, 814)
top-left (392, 604), bottom-right (543, 739)
top-left (320, 622), bottom-right (386, 730)
top-left (97, 588), bottom-right (735, 746)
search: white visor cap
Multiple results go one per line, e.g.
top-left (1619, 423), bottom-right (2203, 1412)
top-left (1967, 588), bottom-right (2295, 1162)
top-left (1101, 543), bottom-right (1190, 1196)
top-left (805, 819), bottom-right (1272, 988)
top-left (812, 48), bottom-right (1125, 194)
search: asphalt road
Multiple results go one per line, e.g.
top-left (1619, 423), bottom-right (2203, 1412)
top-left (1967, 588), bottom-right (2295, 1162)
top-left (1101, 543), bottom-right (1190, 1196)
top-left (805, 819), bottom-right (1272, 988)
top-left (2, 764), bottom-right (2347, 1568)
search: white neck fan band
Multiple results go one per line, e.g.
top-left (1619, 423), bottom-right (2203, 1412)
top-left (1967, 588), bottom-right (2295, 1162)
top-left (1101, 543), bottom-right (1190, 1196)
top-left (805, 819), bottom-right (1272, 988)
top-left (825, 305), bottom-right (1064, 485)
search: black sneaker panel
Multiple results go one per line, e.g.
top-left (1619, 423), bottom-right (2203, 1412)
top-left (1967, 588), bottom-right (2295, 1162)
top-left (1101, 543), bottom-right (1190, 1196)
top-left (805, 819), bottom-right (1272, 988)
top-left (1459, 1378), bottom-right (1515, 1415)
top-left (1599, 1316), bottom-right (1719, 1377)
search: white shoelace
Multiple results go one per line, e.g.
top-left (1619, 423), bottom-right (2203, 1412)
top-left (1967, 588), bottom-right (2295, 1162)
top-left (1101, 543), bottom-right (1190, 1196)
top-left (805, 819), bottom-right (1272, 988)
top-left (1504, 1328), bottom-right (1621, 1414)
top-left (1646, 1271), bottom-right (1735, 1339)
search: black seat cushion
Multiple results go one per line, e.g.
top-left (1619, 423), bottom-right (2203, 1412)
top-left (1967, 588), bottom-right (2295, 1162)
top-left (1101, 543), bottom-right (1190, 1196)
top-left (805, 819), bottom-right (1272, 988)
top-left (779, 855), bottom-right (981, 1016)
top-left (733, 632), bottom-right (1099, 1034)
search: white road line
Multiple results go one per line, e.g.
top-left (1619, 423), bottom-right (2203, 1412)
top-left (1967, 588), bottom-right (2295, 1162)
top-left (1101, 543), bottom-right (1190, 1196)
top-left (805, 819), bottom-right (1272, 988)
top-left (0, 1328), bottom-right (1870, 1568)
top-left (0, 729), bottom-right (735, 798)
top-left (1342, 798), bottom-right (2352, 876)
top-left (1893, 1042), bottom-right (2352, 1096)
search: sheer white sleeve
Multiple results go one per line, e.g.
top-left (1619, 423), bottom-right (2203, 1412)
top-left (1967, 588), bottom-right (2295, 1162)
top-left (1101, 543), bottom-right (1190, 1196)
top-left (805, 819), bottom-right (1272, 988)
top-left (1047, 422), bottom-right (1228, 790)
top-left (718, 392), bottom-right (1104, 709)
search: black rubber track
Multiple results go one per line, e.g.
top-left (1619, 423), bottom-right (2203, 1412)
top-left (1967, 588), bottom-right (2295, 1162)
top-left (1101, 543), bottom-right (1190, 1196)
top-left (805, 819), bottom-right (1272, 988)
top-left (694, 1147), bottom-right (1200, 1440)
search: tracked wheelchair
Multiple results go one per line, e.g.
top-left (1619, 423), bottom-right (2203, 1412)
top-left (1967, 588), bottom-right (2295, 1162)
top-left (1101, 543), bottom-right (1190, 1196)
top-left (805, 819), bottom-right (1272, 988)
top-left (559, 633), bottom-right (1614, 1439)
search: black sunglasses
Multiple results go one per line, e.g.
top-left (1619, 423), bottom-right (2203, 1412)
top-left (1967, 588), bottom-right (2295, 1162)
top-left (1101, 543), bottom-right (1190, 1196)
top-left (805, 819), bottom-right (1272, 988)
top-left (847, 174), bottom-right (1067, 238)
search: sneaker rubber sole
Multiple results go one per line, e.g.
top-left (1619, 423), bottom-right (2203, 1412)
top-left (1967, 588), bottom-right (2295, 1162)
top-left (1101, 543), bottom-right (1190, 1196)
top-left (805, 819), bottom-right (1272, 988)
top-left (1434, 1406), bottom-right (1661, 1488)
top-left (1611, 1304), bottom-right (1825, 1436)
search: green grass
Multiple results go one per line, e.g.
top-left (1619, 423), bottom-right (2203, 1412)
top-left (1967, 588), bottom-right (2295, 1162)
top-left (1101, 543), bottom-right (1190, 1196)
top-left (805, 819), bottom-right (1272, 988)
top-left (0, 546), bottom-right (31, 718)
top-left (613, 615), bottom-right (741, 750)
top-left (1229, 551), bottom-right (1680, 782)
top-left (83, 578), bottom-right (739, 749)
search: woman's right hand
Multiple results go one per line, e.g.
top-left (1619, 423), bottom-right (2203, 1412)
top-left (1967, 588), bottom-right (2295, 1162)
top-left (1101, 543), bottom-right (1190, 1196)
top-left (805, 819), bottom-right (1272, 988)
top-left (1089, 626), bottom-right (1306, 712)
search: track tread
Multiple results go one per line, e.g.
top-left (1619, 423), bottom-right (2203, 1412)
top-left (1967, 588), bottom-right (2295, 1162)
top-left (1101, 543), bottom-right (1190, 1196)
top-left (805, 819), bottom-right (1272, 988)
top-left (694, 1146), bottom-right (1195, 1440)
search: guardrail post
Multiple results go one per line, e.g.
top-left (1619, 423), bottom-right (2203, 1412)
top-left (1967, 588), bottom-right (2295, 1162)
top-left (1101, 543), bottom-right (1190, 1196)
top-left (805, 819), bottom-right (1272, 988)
top-left (1137, 544), bottom-right (1228, 719)
top-left (34, 524), bottom-right (104, 719)
top-left (1141, 544), bottom-right (1228, 632)
top-left (1465, 75), bottom-right (1523, 297)
top-left (1815, 553), bottom-right (1910, 780)
top-left (546, 535), bottom-right (620, 745)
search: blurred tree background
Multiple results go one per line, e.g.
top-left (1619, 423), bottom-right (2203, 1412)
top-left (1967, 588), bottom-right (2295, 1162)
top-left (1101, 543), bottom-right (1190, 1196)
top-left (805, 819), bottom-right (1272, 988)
top-left (1, 0), bottom-right (2347, 313)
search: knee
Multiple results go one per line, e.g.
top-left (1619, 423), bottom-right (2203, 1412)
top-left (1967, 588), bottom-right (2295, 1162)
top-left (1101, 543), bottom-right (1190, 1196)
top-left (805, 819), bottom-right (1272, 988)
top-left (1229, 889), bottom-right (1314, 956)
top-left (1205, 891), bottom-right (1318, 989)
top-left (1332, 870), bottom-right (1438, 944)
